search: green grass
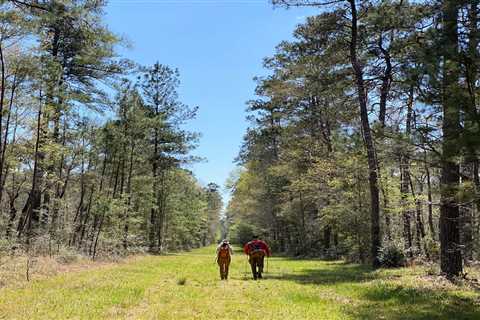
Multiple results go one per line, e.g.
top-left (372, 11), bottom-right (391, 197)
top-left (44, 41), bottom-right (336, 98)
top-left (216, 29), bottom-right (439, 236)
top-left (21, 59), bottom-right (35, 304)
top-left (0, 246), bottom-right (479, 319)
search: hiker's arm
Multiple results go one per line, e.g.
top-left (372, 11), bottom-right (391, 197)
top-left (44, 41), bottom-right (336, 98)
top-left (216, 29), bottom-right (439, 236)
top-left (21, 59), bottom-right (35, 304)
top-left (264, 242), bottom-right (271, 256)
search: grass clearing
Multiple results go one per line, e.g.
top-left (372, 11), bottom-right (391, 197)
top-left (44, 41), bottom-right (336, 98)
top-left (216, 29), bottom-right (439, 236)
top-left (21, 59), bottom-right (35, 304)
top-left (0, 246), bottom-right (479, 319)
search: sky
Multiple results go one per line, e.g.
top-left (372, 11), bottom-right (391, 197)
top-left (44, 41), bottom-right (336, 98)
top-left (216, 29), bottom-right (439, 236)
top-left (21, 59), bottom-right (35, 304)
top-left (104, 0), bottom-right (318, 201)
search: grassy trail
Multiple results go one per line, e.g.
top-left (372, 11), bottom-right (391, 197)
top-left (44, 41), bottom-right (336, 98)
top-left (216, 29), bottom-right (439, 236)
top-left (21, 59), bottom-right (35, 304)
top-left (0, 246), bottom-right (479, 320)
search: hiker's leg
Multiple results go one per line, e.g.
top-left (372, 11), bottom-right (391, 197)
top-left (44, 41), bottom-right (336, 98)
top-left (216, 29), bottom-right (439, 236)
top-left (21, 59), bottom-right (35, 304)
top-left (218, 259), bottom-right (224, 279)
top-left (222, 261), bottom-right (227, 279)
top-left (258, 256), bottom-right (265, 278)
top-left (259, 256), bottom-right (265, 272)
top-left (225, 257), bottom-right (231, 279)
top-left (222, 260), bottom-right (228, 279)
top-left (250, 257), bottom-right (257, 279)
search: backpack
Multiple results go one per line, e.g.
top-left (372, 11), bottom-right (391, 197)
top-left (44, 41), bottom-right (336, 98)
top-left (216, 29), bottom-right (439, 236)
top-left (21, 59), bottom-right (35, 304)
top-left (248, 241), bottom-right (263, 253)
top-left (218, 244), bottom-right (230, 258)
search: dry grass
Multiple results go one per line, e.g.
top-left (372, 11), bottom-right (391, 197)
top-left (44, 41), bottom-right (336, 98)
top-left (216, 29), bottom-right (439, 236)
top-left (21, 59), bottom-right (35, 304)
top-left (0, 252), bottom-right (135, 290)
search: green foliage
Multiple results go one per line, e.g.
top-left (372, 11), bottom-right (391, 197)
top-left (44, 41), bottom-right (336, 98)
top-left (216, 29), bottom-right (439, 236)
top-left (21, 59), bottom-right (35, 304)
top-left (378, 244), bottom-right (407, 268)
top-left (0, 2), bottom-right (220, 258)
top-left (229, 222), bottom-right (258, 246)
top-left (227, 0), bottom-right (480, 272)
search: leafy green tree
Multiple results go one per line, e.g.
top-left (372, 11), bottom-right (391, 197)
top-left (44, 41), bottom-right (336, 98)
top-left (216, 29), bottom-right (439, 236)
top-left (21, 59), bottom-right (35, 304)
top-left (139, 62), bottom-right (199, 253)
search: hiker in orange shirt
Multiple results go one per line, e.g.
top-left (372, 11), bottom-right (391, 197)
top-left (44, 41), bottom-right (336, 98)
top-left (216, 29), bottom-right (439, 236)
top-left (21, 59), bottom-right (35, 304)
top-left (216, 239), bottom-right (233, 280)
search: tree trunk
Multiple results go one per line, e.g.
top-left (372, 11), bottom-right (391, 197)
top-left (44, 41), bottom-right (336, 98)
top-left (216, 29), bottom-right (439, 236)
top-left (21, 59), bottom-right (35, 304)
top-left (78, 186), bottom-right (94, 249)
top-left (381, 173), bottom-right (392, 241)
top-left (92, 213), bottom-right (105, 260)
top-left (18, 97), bottom-right (45, 240)
top-left (149, 124), bottom-right (159, 252)
top-left (157, 169), bottom-right (168, 252)
top-left (0, 42), bottom-right (6, 196)
top-left (409, 175), bottom-right (426, 255)
top-left (461, 0), bottom-right (480, 265)
top-left (0, 72), bottom-right (18, 200)
top-left (123, 142), bottom-right (135, 251)
top-left (473, 160), bottom-right (480, 260)
top-left (348, 0), bottom-right (381, 267)
top-left (425, 155), bottom-right (436, 239)
top-left (439, 0), bottom-right (463, 277)
top-left (378, 31), bottom-right (393, 128)
top-left (400, 160), bottom-right (413, 257)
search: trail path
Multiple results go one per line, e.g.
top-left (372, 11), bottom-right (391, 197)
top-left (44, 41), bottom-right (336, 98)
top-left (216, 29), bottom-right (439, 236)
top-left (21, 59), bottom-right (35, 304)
top-left (0, 246), bottom-right (479, 320)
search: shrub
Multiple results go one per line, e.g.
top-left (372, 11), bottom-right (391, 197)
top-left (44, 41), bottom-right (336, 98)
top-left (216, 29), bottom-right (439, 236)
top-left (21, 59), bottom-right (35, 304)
top-left (55, 249), bottom-right (81, 264)
top-left (0, 238), bottom-right (15, 254)
top-left (378, 244), bottom-right (406, 268)
top-left (423, 237), bottom-right (440, 261)
top-left (425, 262), bottom-right (440, 276)
top-left (230, 222), bottom-right (258, 246)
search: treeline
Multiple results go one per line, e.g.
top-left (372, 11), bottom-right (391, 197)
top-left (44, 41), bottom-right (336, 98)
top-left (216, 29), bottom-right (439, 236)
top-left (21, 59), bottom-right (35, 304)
top-left (227, 0), bottom-right (479, 277)
top-left (0, 1), bottom-right (221, 258)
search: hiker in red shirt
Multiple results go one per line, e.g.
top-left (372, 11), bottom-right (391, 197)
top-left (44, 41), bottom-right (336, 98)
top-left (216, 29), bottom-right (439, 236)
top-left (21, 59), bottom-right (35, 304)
top-left (244, 235), bottom-right (271, 280)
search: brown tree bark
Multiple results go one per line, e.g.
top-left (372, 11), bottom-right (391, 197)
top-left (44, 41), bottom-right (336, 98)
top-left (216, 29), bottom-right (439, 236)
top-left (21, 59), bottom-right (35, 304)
top-left (378, 32), bottom-right (393, 128)
top-left (425, 153), bottom-right (436, 239)
top-left (400, 85), bottom-right (415, 256)
top-left (439, 0), bottom-right (463, 277)
top-left (0, 42), bottom-right (6, 199)
top-left (123, 142), bottom-right (135, 251)
top-left (400, 161), bottom-right (413, 256)
top-left (348, 0), bottom-right (381, 267)
top-left (460, 0), bottom-right (480, 265)
top-left (0, 71), bottom-right (18, 208)
top-left (408, 174), bottom-right (426, 255)
top-left (149, 118), bottom-right (159, 252)
top-left (17, 95), bottom-right (45, 241)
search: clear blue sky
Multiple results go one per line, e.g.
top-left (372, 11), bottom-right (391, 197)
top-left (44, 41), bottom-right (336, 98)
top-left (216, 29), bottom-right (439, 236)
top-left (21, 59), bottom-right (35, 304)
top-left (105, 0), bottom-right (317, 201)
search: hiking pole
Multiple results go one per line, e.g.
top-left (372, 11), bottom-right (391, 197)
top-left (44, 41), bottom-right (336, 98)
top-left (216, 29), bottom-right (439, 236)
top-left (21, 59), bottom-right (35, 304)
top-left (244, 256), bottom-right (248, 278)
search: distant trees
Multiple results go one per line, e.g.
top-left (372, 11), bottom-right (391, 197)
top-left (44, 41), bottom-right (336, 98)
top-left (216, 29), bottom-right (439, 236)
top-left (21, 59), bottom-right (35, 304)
top-left (0, 1), bottom-right (221, 258)
top-left (228, 0), bottom-right (480, 277)
top-left (139, 63), bottom-right (199, 253)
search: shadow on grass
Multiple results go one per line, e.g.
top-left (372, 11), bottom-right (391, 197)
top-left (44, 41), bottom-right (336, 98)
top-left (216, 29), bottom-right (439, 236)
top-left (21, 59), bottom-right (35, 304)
top-left (348, 284), bottom-right (480, 320)
top-left (267, 262), bottom-right (376, 285)
top-left (267, 262), bottom-right (480, 320)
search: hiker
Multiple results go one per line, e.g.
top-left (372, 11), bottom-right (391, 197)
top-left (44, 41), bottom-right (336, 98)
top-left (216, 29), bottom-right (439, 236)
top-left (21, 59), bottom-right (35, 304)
top-left (243, 235), bottom-right (271, 280)
top-left (216, 239), bottom-right (233, 280)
